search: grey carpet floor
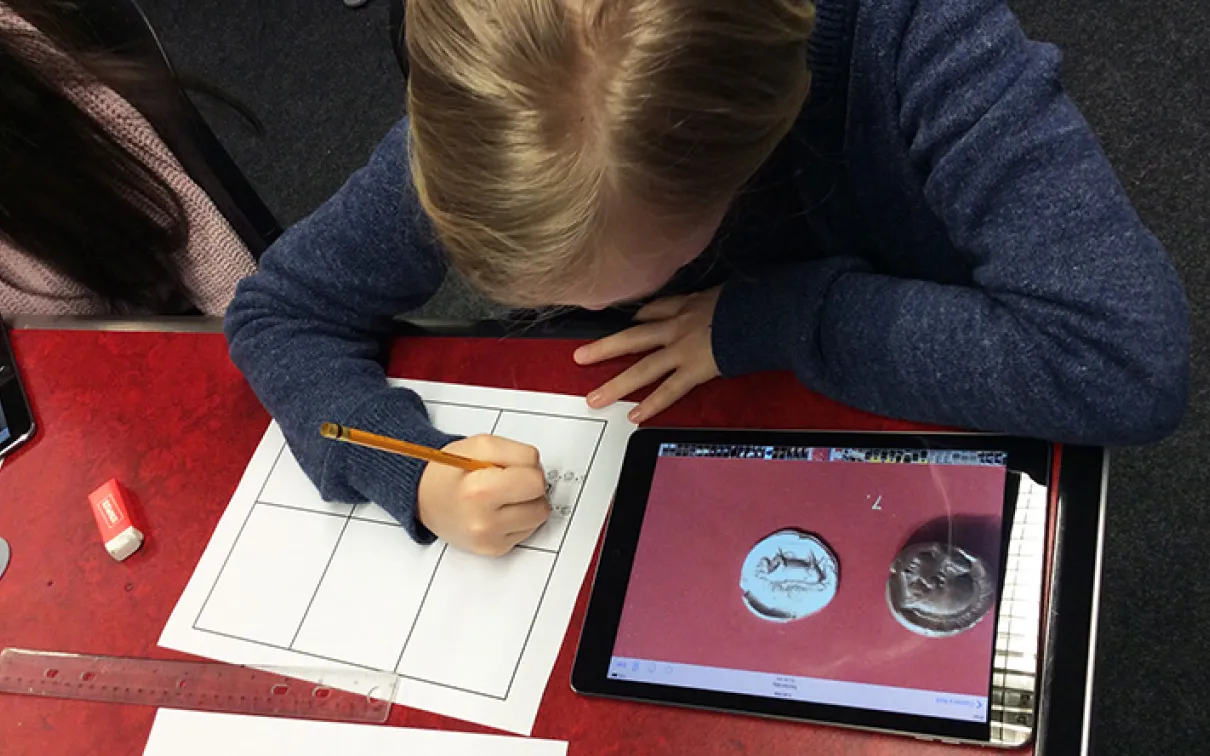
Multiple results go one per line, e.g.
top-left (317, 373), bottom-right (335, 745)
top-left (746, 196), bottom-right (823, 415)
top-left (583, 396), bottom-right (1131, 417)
top-left (141, 1), bottom-right (1210, 752)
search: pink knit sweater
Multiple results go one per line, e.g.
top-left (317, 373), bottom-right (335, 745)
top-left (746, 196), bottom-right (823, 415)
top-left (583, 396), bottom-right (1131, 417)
top-left (0, 5), bottom-right (256, 317)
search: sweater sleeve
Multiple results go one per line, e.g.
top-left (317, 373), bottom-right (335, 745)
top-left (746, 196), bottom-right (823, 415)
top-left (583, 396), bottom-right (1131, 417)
top-left (711, 0), bottom-right (1189, 445)
top-left (224, 119), bottom-right (456, 541)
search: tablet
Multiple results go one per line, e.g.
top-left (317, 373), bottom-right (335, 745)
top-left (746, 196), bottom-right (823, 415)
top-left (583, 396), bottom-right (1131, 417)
top-left (572, 429), bottom-right (1053, 747)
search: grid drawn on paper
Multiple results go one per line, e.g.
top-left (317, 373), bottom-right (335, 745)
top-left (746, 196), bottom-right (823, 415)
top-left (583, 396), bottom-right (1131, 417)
top-left (190, 400), bottom-right (607, 702)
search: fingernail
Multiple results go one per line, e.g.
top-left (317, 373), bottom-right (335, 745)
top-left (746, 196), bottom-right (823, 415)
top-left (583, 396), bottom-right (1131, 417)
top-left (573, 347), bottom-right (587, 363)
top-left (628, 408), bottom-right (643, 423)
top-left (587, 391), bottom-right (602, 406)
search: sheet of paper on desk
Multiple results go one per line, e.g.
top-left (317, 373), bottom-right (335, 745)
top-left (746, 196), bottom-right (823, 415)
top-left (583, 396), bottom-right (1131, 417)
top-left (159, 379), bottom-right (636, 735)
top-left (143, 710), bottom-right (568, 755)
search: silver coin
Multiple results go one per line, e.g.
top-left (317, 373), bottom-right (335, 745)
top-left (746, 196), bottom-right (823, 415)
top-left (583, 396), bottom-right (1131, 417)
top-left (886, 542), bottom-right (995, 637)
top-left (740, 529), bottom-right (839, 622)
top-left (0, 538), bottom-right (9, 582)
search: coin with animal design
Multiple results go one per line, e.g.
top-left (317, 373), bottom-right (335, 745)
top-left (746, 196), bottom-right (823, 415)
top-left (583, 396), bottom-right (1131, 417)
top-left (740, 529), bottom-right (839, 622)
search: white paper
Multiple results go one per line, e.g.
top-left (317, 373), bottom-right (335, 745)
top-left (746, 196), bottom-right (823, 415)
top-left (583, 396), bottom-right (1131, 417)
top-left (144, 710), bottom-right (568, 755)
top-left (160, 379), bottom-right (636, 734)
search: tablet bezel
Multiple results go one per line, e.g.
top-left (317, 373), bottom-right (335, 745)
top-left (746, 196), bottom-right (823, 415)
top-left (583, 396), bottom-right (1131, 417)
top-left (0, 327), bottom-right (35, 459)
top-left (571, 427), bottom-right (1053, 745)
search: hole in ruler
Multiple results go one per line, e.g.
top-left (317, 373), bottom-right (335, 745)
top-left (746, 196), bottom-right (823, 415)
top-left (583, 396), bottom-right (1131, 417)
top-left (80, 672), bottom-right (95, 682)
top-left (271, 684), bottom-right (289, 696)
top-left (44, 669), bottom-right (59, 679)
top-left (312, 687), bottom-right (332, 700)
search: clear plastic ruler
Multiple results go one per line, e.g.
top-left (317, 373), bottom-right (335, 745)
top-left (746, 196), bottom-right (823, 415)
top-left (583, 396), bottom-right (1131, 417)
top-left (0, 648), bottom-right (398, 723)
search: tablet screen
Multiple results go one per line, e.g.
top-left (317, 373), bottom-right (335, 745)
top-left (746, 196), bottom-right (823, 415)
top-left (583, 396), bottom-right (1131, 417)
top-left (607, 442), bottom-right (1008, 725)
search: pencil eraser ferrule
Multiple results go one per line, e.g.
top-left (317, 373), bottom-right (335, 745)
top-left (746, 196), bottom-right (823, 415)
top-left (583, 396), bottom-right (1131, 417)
top-left (88, 478), bottom-right (144, 561)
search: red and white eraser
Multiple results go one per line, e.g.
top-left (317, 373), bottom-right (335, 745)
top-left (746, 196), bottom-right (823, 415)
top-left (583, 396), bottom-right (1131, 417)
top-left (88, 478), bottom-right (144, 561)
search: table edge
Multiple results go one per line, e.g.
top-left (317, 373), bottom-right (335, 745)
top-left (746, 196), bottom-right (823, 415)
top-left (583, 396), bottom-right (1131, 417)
top-left (6, 315), bottom-right (626, 339)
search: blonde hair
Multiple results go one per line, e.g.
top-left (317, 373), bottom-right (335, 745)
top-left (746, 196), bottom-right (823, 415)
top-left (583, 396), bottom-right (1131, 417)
top-left (406, 0), bottom-right (815, 306)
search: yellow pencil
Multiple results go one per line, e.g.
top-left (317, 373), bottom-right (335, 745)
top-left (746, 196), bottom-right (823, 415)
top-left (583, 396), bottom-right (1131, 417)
top-left (319, 422), bottom-right (499, 472)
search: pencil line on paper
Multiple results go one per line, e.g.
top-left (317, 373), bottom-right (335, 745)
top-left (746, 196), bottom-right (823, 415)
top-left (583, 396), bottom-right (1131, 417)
top-left (394, 543), bottom-right (449, 673)
top-left (189, 625), bottom-right (512, 700)
top-left (553, 423), bottom-right (606, 556)
top-left (425, 398), bottom-right (608, 428)
top-left (193, 444), bottom-right (287, 629)
top-left (289, 509), bottom-right (355, 649)
top-left (254, 499), bottom-right (351, 519)
top-left (513, 543), bottom-right (557, 554)
top-left (503, 419), bottom-right (607, 699)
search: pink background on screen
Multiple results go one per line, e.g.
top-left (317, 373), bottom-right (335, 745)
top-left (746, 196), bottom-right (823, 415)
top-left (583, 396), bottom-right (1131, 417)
top-left (612, 456), bottom-right (1007, 696)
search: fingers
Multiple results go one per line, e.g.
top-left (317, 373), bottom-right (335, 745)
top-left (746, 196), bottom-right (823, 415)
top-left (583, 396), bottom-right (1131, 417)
top-left (499, 496), bottom-right (552, 532)
top-left (573, 321), bottom-right (673, 366)
top-left (453, 434), bottom-right (541, 468)
top-left (470, 498), bottom-right (550, 557)
top-left (634, 295), bottom-right (689, 322)
top-left (584, 323), bottom-right (721, 417)
top-left (499, 523), bottom-right (543, 555)
top-left (587, 349), bottom-right (677, 409)
top-left (463, 464), bottom-right (547, 508)
top-left (420, 435), bottom-right (554, 558)
top-left (630, 369), bottom-right (702, 423)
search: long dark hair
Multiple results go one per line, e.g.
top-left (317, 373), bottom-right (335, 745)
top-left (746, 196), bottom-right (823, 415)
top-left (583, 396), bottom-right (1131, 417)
top-left (0, 0), bottom-right (190, 313)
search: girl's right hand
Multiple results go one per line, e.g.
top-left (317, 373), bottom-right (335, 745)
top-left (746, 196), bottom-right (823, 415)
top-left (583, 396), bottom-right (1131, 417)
top-left (416, 435), bottom-right (550, 556)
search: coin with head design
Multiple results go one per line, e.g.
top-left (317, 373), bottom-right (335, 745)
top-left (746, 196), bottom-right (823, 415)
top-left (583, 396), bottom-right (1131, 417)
top-left (886, 542), bottom-right (995, 637)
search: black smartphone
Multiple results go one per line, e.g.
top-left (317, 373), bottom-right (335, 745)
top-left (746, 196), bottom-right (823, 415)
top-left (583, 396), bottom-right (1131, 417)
top-left (0, 326), bottom-right (35, 459)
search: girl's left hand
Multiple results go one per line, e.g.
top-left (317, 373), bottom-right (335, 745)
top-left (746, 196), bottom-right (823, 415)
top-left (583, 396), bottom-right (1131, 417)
top-left (573, 286), bottom-right (722, 423)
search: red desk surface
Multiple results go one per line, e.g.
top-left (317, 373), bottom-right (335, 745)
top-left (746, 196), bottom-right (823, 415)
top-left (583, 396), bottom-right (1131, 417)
top-left (0, 329), bottom-right (1023, 756)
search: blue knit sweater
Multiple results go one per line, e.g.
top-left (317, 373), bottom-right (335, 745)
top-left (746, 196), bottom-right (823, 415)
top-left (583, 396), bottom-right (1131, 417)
top-left (226, 0), bottom-right (1189, 540)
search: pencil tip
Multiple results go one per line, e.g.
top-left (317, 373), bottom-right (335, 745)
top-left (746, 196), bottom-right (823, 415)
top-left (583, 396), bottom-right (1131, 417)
top-left (320, 422), bottom-right (340, 439)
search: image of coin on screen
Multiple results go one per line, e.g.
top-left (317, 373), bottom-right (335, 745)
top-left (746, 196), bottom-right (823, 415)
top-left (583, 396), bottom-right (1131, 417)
top-left (609, 443), bottom-right (1008, 724)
